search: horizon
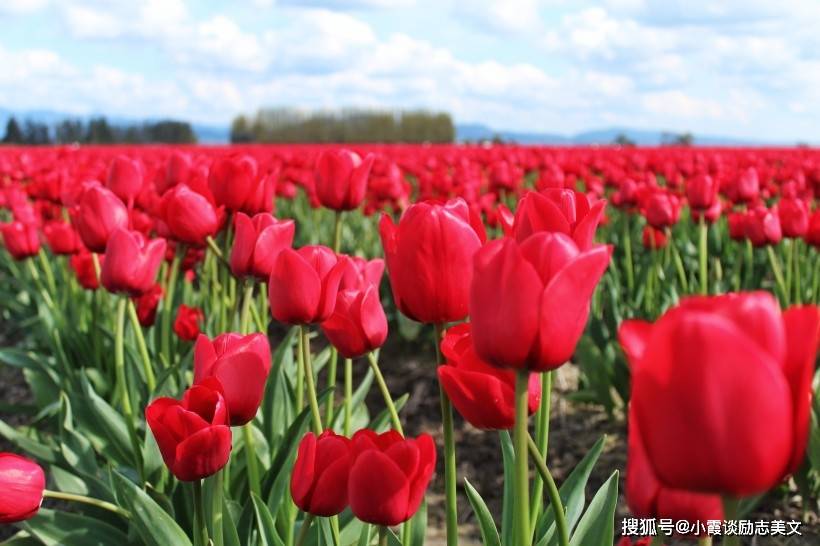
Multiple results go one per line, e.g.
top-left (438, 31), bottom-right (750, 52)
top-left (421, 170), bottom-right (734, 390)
top-left (0, 1), bottom-right (818, 142)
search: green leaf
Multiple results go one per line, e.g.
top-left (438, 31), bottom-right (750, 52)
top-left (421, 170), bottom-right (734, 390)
top-left (74, 376), bottom-right (132, 466)
top-left (568, 471), bottom-right (618, 546)
top-left (499, 430), bottom-right (515, 546)
top-left (222, 497), bottom-right (242, 546)
top-left (251, 493), bottom-right (284, 546)
top-left (112, 472), bottom-right (192, 546)
top-left (464, 480), bottom-right (500, 546)
top-left (21, 508), bottom-right (128, 546)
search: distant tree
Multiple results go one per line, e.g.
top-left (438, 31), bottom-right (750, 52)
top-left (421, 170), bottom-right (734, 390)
top-left (55, 119), bottom-right (85, 144)
top-left (85, 117), bottom-right (115, 144)
top-left (2, 117), bottom-right (23, 144)
top-left (674, 132), bottom-right (694, 146)
top-left (23, 120), bottom-right (51, 145)
top-left (230, 115), bottom-right (254, 143)
top-left (145, 120), bottom-right (196, 143)
top-left (614, 133), bottom-right (635, 146)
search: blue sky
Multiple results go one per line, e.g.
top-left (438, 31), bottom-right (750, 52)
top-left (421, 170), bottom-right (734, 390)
top-left (0, 0), bottom-right (818, 141)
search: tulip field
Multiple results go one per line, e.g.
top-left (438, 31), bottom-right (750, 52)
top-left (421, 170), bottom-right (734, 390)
top-left (0, 144), bottom-right (818, 546)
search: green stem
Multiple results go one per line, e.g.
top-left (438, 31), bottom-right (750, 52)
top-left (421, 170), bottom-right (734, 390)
top-left (622, 214), bottom-right (635, 294)
top-left (378, 526), bottom-right (388, 546)
top-left (243, 423), bottom-right (261, 498)
top-left (42, 489), bottom-right (130, 518)
top-left (367, 352), bottom-right (403, 434)
top-left (332, 211), bottom-right (344, 253)
top-left (205, 235), bottom-right (231, 269)
top-left (295, 514), bottom-right (315, 546)
top-left (766, 245), bottom-right (788, 305)
top-left (127, 300), bottom-right (156, 393)
top-left (115, 297), bottom-right (144, 482)
top-left (786, 238), bottom-right (795, 302)
top-left (239, 282), bottom-right (255, 334)
top-left (513, 372), bottom-right (531, 546)
top-left (670, 239), bottom-right (689, 294)
top-left (192, 480), bottom-right (210, 546)
top-left (722, 496), bottom-right (740, 546)
top-left (325, 348), bottom-right (339, 427)
top-left (38, 249), bottom-right (57, 295)
top-left (300, 326), bottom-right (324, 434)
top-left (161, 252), bottom-right (182, 367)
top-left (698, 216), bottom-right (708, 295)
top-left (530, 371), bottom-right (552, 533)
top-left (26, 259), bottom-right (56, 310)
top-left (296, 328), bottom-right (305, 414)
top-left (435, 323), bottom-right (458, 546)
top-left (526, 436), bottom-right (568, 546)
top-left (744, 239), bottom-right (754, 289)
top-left (344, 358), bottom-right (352, 437)
top-left (211, 469), bottom-right (224, 546)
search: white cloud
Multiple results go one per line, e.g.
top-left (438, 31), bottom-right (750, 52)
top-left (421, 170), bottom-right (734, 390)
top-left (0, 0), bottom-right (48, 14)
top-left (453, 0), bottom-right (545, 33)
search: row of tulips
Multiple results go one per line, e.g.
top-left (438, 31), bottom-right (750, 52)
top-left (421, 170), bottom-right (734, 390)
top-left (0, 144), bottom-right (818, 546)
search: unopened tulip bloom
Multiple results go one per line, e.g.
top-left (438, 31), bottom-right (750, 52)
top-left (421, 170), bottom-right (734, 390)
top-left (470, 233), bottom-right (611, 371)
top-left (101, 229), bottom-right (166, 296)
top-left (269, 246), bottom-right (346, 324)
top-left (686, 174), bottom-right (719, 211)
top-left (208, 155), bottom-right (258, 211)
top-left (162, 151), bottom-right (193, 194)
top-left (161, 184), bottom-right (219, 246)
top-left (745, 206), bottom-right (782, 247)
top-left (642, 226), bottom-right (667, 250)
top-left (338, 256), bottom-right (384, 290)
top-left (193, 333), bottom-right (271, 426)
top-left (70, 251), bottom-right (101, 290)
top-left (315, 149), bottom-right (374, 211)
top-left (43, 220), bottom-right (81, 255)
top-left (778, 198), bottom-right (809, 238)
top-left (106, 155), bottom-right (143, 205)
top-left (348, 429), bottom-right (436, 526)
top-left (727, 211), bottom-right (747, 242)
top-left (622, 292), bottom-right (819, 496)
top-left (737, 167), bottom-right (760, 202)
top-left (438, 323), bottom-right (541, 430)
top-left (133, 284), bottom-right (163, 327)
top-left (643, 191), bottom-right (680, 229)
top-left (146, 380), bottom-right (232, 481)
top-left (174, 304), bottom-right (203, 341)
top-left (0, 453), bottom-right (45, 523)
top-left (291, 431), bottom-right (352, 516)
top-left (807, 209), bottom-right (820, 248)
top-left (321, 285), bottom-right (388, 359)
top-left (230, 212), bottom-right (295, 280)
top-left (73, 185), bottom-right (129, 252)
top-left (512, 189), bottom-right (606, 250)
top-left (1, 221), bottom-right (40, 260)
top-left (380, 199), bottom-right (484, 324)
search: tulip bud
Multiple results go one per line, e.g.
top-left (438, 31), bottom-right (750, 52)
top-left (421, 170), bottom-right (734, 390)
top-left (174, 304), bottom-right (203, 341)
top-left (291, 431), bottom-right (352, 516)
top-left (208, 155), bottom-right (258, 211)
top-left (106, 155), bottom-right (143, 204)
top-left (269, 246), bottom-right (346, 325)
top-left (133, 284), bottom-right (163, 327)
top-left (315, 149), bottom-right (374, 211)
top-left (513, 189), bottom-right (606, 250)
top-left (73, 184), bottom-right (129, 252)
top-left (230, 212), bottom-right (295, 280)
top-left (101, 229), bottom-right (166, 296)
top-left (0, 453), bottom-right (45, 523)
top-left (70, 251), bottom-right (101, 290)
top-left (43, 220), bottom-right (81, 255)
top-left (160, 185), bottom-right (219, 246)
top-left (321, 286), bottom-right (388, 359)
top-left (1, 221), bottom-right (40, 260)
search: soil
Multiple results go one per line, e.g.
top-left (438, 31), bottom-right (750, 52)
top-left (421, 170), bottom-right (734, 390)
top-left (2, 328), bottom-right (819, 545)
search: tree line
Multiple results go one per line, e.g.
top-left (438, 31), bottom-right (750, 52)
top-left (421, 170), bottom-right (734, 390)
top-left (231, 108), bottom-right (455, 144)
top-left (1, 116), bottom-right (197, 145)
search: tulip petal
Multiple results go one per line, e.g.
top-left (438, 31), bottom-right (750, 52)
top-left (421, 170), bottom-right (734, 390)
top-left (618, 320), bottom-right (653, 370)
top-left (438, 366), bottom-right (516, 430)
top-left (269, 248), bottom-right (322, 324)
top-left (349, 450), bottom-right (410, 526)
top-left (173, 425), bottom-right (232, 481)
top-left (212, 352), bottom-right (269, 425)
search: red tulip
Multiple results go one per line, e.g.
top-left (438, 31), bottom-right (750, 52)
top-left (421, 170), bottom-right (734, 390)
top-left (269, 246), bottom-right (346, 324)
top-left (315, 149), bottom-right (374, 211)
top-left (737, 167), bottom-right (759, 202)
top-left (686, 174), bottom-right (719, 211)
top-left (1, 221), bottom-right (40, 260)
top-left (146, 380), bottom-right (232, 481)
top-left (193, 333), bottom-right (271, 426)
top-left (70, 251), bottom-right (101, 290)
top-left (230, 212), bottom-right (295, 280)
top-left (208, 155), bottom-right (258, 211)
top-left (162, 151), bottom-right (193, 194)
top-left (338, 256), bottom-right (384, 290)
top-left (43, 220), bottom-right (81, 255)
top-left (101, 229), bottom-right (166, 296)
top-left (470, 233), bottom-right (611, 371)
top-left (133, 284), bottom-right (163, 327)
top-left (106, 155), bottom-right (143, 205)
top-left (161, 185), bottom-right (219, 246)
top-left (643, 191), bottom-right (680, 229)
top-left (807, 208), bottom-right (820, 248)
top-left (778, 198), bottom-right (809, 238)
top-left (745, 206), bottom-right (782, 247)
top-left (513, 189), bottom-right (606, 250)
top-left (438, 323), bottom-right (541, 430)
top-left (0, 453), bottom-right (45, 523)
top-left (641, 226), bottom-right (667, 250)
top-left (727, 211), bottom-right (747, 242)
top-left (380, 199), bottom-right (484, 324)
top-left (73, 185), bottom-right (129, 252)
top-left (174, 304), bottom-right (203, 341)
top-left (321, 285), bottom-right (388, 358)
top-left (348, 429), bottom-right (436, 526)
top-left (622, 292), bottom-right (819, 496)
top-left (291, 431), bottom-right (352, 516)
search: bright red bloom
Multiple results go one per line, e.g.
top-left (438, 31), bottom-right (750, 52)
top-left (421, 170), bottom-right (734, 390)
top-left (161, 184), bottom-right (219, 245)
top-left (338, 256), bottom-right (384, 290)
top-left (101, 229), bottom-right (166, 296)
top-left (321, 285), bottom-right (388, 359)
top-left (133, 284), bottom-right (163, 327)
top-left (230, 212), bottom-right (295, 280)
top-left (737, 167), bottom-right (760, 202)
top-left (315, 149), bottom-right (374, 211)
top-left (269, 246), bottom-right (346, 324)
top-left (1, 221), bottom-right (40, 260)
top-left (70, 251), bottom-right (101, 290)
top-left (745, 206), bottom-right (782, 247)
top-left (686, 174), bottom-right (719, 211)
top-left (291, 431), bottom-right (352, 517)
top-left (0, 453), bottom-right (45, 523)
top-left (643, 191), bottom-right (680, 229)
top-left (43, 220), bottom-right (81, 255)
top-left (512, 189), bottom-right (606, 250)
top-left (622, 292), bottom-right (819, 496)
top-left (73, 184), bottom-right (129, 252)
top-left (807, 208), bottom-right (820, 248)
top-left (438, 323), bottom-right (541, 430)
top-left (778, 198), bottom-right (809, 238)
top-left (380, 198), bottom-right (484, 324)
top-left (208, 155), bottom-right (258, 211)
top-left (173, 304), bottom-right (203, 341)
top-left (106, 155), bottom-right (143, 205)
top-left (193, 333), bottom-right (271, 426)
top-left (146, 380), bottom-right (232, 481)
top-left (348, 429), bottom-right (436, 526)
top-left (470, 234), bottom-right (611, 371)
top-left (642, 226), bottom-right (667, 250)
